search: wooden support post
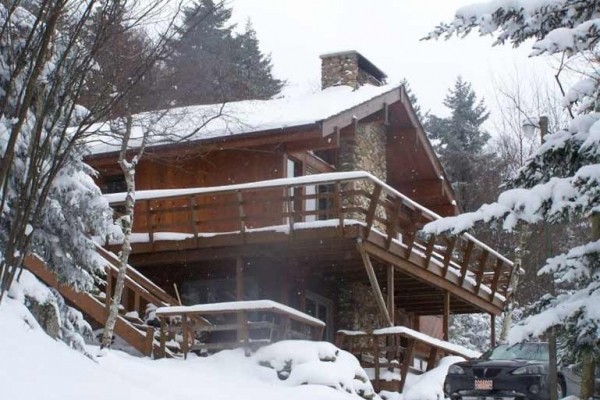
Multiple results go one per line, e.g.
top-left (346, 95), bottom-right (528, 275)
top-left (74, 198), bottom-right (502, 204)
top-left (182, 314), bottom-right (190, 359)
top-left (490, 314), bottom-right (496, 348)
top-left (372, 335), bottom-right (381, 392)
top-left (144, 326), bottom-right (154, 357)
top-left (133, 292), bottom-right (140, 317)
top-left (357, 242), bottom-right (393, 327)
top-left (387, 264), bottom-right (395, 325)
top-left (443, 291), bottom-right (450, 341)
top-left (236, 257), bottom-right (248, 345)
top-left (159, 317), bottom-right (167, 359)
top-left (399, 338), bottom-right (415, 392)
top-left (236, 256), bottom-right (244, 301)
top-left (426, 347), bottom-right (438, 371)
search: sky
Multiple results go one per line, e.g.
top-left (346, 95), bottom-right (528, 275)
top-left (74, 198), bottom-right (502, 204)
top-left (228, 0), bottom-right (561, 122)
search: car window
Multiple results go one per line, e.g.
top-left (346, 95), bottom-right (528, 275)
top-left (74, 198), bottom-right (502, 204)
top-left (482, 343), bottom-right (549, 361)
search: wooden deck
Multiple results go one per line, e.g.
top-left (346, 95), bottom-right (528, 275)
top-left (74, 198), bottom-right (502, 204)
top-left (105, 171), bottom-right (514, 317)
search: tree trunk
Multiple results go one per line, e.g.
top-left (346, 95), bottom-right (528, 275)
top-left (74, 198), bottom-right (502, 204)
top-left (581, 348), bottom-right (596, 400)
top-left (499, 224), bottom-right (526, 343)
top-left (100, 166), bottom-right (135, 349)
top-left (101, 116), bottom-right (137, 350)
top-left (580, 213), bottom-right (600, 399)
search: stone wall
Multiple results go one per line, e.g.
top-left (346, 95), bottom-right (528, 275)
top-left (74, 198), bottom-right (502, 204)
top-left (338, 121), bottom-right (387, 228)
top-left (321, 53), bottom-right (360, 89)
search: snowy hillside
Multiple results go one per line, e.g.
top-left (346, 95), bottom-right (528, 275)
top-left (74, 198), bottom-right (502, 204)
top-left (0, 298), bottom-right (378, 400)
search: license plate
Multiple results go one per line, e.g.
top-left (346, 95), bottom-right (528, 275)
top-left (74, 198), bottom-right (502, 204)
top-left (474, 379), bottom-right (493, 390)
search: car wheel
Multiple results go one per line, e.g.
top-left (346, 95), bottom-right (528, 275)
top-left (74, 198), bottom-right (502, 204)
top-left (557, 378), bottom-right (566, 399)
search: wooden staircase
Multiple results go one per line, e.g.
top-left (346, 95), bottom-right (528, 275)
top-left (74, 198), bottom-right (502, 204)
top-left (23, 245), bottom-right (183, 357)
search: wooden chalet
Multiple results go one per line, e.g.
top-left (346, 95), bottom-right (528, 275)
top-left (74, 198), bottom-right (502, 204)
top-left (73, 51), bottom-right (514, 375)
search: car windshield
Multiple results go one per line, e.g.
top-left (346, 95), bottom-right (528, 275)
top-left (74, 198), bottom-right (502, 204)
top-left (482, 343), bottom-right (549, 362)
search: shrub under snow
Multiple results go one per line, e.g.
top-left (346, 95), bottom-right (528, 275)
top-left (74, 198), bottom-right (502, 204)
top-left (254, 340), bottom-right (377, 399)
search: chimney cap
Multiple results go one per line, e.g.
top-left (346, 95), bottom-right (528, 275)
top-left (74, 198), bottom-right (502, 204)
top-left (320, 50), bottom-right (388, 82)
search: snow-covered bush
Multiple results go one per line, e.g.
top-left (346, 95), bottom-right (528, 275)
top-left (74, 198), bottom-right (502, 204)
top-left (253, 340), bottom-right (378, 400)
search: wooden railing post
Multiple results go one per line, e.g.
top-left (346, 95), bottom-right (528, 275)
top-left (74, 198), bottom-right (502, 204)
top-left (459, 240), bottom-right (475, 286)
top-left (182, 313), bottom-right (190, 359)
top-left (236, 190), bottom-right (246, 240)
top-left (334, 182), bottom-right (344, 236)
top-left (146, 200), bottom-right (154, 244)
top-left (188, 195), bottom-right (199, 244)
top-left (159, 317), bottom-right (167, 359)
top-left (364, 185), bottom-right (383, 237)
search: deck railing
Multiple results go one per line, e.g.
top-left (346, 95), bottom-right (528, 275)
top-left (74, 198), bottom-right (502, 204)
top-left (106, 171), bottom-right (514, 302)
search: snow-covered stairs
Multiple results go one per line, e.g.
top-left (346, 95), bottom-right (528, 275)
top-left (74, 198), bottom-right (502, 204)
top-left (22, 245), bottom-right (182, 357)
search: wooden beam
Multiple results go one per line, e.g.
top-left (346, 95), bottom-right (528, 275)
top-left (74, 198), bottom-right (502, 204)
top-left (490, 314), bottom-right (496, 348)
top-left (362, 241), bottom-right (503, 315)
top-left (387, 264), bottom-right (395, 324)
top-left (443, 291), bottom-right (450, 341)
top-left (356, 242), bottom-right (393, 326)
top-left (236, 256), bottom-right (244, 301)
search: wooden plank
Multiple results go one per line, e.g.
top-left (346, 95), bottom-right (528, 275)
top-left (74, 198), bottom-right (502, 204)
top-left (356, 242), bottom-right (393, 326)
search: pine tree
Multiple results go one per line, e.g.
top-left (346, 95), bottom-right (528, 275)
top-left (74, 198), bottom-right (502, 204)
top-left (160, 0), bottom-right (282, 107)
top-left (424, 2), bottom-right (600, 397)
top-left (0, 1), bottom-right (121, 299)
top-left (425, 77), bottom-right (491, 211)
top-left (400, 78), bottom-right (425, 120)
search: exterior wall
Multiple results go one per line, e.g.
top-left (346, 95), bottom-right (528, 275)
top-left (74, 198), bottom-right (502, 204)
top-left (96, 148), bottom-right (285, 233)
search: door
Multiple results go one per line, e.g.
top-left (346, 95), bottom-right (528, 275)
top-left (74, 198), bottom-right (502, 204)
top-left (304, 291), bottom-right (334, 342)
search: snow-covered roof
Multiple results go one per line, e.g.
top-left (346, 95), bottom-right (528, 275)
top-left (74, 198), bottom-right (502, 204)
top-left (86, 83), bottom-right (401, 156)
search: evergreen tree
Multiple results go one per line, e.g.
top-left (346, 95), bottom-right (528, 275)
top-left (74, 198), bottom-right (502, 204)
top-left (0, 1), bottom-right (120, 299)
top-left (425, 77), bottom-right (492, 211)
top-left (400, 78), bottom-right (425, 120)
top-left (425, 2), bottom-right (600, 396)
top-left (160, 0), bottom-right (282, 107)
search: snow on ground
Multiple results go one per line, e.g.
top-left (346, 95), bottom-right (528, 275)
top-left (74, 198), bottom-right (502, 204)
top-left (0, 298), bottom-right (376, 400)
top-left (401, 356), bottom-right (465, 400)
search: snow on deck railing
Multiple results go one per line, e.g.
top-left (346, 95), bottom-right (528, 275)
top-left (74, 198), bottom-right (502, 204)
top-left (337, 326), bottom-right (481, 360)
top-left (104, 171), bottom-right (512, 268)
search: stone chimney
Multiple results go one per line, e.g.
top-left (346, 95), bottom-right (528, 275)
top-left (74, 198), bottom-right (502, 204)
top-left (320, 50), bottom-right (387, 90)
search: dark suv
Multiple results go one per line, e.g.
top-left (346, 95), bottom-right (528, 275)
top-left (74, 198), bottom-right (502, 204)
top-left (444, 342), bottom-right (563, 400)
